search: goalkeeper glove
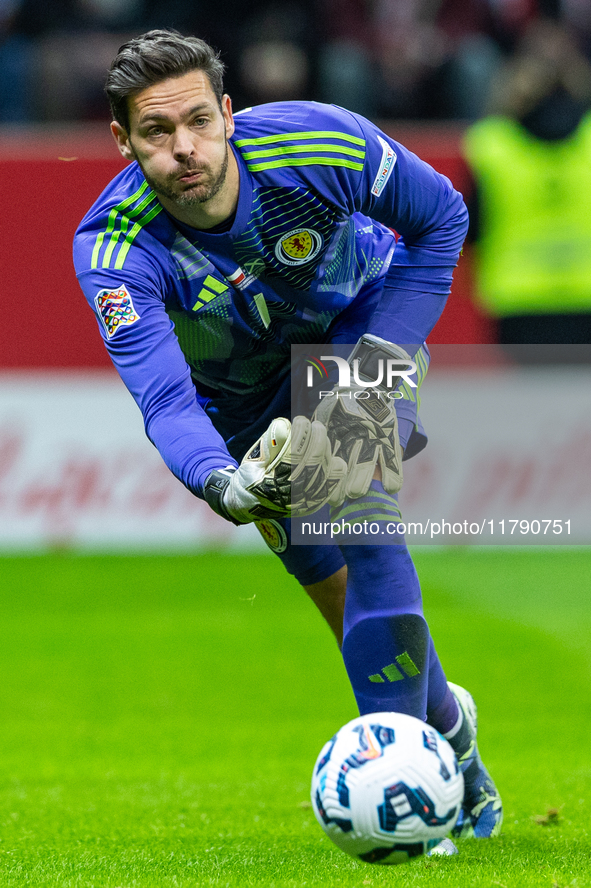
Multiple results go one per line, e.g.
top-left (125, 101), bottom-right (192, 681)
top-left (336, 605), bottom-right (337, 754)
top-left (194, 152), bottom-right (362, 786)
top-left (203, 416), bottom-right (346, 525)
top-left (312, 337), bottom-right (411, 503)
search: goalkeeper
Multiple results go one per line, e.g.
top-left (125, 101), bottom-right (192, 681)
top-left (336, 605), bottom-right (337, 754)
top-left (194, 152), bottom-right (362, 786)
top-left (73, 29), bottom-right (501, 840)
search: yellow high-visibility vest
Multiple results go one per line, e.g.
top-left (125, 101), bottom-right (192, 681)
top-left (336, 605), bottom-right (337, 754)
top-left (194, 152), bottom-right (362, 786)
top-left (464, 113), bottom-right (591, 315)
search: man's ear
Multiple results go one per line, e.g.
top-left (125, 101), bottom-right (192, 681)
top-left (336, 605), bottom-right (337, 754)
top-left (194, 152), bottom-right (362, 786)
top-left (222, 94), bottom-right (235, 140)
top-left (111, 121), bottom-right (135, 161)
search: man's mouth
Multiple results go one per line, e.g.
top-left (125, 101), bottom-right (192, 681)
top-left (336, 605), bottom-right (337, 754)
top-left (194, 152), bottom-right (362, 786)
top-left (178, 168), bottom-right (205, 183)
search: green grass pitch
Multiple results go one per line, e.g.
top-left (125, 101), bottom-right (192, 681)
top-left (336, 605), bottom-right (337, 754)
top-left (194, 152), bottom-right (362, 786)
top-left (0, 548), bottom-right (589, 887)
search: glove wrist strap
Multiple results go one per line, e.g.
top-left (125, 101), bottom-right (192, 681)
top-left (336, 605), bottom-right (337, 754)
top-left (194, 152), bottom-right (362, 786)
top-left (203, 468), bottom-right (243, 526)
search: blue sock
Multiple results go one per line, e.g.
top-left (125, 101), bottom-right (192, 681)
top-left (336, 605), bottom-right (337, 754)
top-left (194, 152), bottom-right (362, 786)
top-left (427, 667), bottom-right (460, 735)
top-left (340, 541), bottom-right (448, 720)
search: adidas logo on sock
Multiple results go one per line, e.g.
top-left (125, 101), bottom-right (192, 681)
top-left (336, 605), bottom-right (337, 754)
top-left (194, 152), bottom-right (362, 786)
top-left (368, 652), bottom-right (421, 683)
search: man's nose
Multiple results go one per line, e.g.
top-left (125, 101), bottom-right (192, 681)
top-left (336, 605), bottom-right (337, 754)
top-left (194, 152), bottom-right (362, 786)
top-left (172, 127), bottom-right (195, 161)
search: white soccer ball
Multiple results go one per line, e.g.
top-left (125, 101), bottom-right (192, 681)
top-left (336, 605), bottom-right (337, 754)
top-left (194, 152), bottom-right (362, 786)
top-left (311, 711), bottom-right (464, 865)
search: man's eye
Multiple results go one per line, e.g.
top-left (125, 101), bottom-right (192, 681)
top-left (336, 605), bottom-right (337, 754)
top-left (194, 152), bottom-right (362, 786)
top-left (148, 127), bottom-right (165, 136)
top-left (193, 117), bottom-right (209, 127)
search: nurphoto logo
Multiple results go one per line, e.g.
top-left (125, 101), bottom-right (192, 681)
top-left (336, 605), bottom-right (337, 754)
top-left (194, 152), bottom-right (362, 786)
top-left (306, 354), bottom-right (418, 397)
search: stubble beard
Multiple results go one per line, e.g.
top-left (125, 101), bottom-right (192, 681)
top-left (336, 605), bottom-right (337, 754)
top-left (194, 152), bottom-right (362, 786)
top-left (134, 143), bottom-right (230, 209)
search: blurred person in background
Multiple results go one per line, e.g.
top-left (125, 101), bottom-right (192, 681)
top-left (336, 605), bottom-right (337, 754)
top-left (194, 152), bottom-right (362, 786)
top-left (11, 0), bottom-right (147, 119)
top-left (317, 0), bottom-right (542, 122)
top-left (0, 0), bottom-right (34, 120)
top-left (561, 0), bottom-right (591, 57)
top-left (147, 0), bottom-right (316, 113)
top-left (464, 18), bottom-right (591, 344)
top-left (235, 1), bottom-right (315, 109)
top-left (368, 0), bottom-right (449, 119)
top-left (316, 0), bottom-right (378, 116)
top-left (4, 0), bottom-right (583, 124)
top-left (433, 0), bottom-right (536, 119)
top-left (7, 0), bottom-right (316, 121)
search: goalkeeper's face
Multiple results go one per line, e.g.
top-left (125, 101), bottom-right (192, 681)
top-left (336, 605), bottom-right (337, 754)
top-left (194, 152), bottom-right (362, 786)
top-left (110, 70), bottom-right (238, 228)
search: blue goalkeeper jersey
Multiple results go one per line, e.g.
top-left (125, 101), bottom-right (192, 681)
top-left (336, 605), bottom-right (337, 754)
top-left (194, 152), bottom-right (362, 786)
top-left (74, 101), bottom-right (468, 498)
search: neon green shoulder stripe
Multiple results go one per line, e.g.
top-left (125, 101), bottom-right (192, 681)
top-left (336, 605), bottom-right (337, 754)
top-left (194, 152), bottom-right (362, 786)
top-left (241, 143), bottom-right (365, 161)
top-left (91, 208), bottom-right (118, 269)
top-left (246, 156), bottom-right (364, 172)
top-left (234, 130), bottom-right (365, 148)
top-left (101, 191), bottom-right (158, 269)
top-left (114, 203), bottom-right (163, 270)
top-left (90, 181), bottom-right (151, 269)
top-left (116, 180), bottom-right (150, 212)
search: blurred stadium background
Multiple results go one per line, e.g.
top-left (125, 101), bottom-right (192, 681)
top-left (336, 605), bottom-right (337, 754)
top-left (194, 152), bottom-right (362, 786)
top-left (0, 4), bottom-right (590, 885)
top-left (1, 0), bottom-right (591, 548)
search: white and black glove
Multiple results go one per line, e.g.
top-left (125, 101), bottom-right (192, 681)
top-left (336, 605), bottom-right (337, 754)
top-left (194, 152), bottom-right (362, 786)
top-left (312, 339), bottom-right (412, 503)
top-left (204, 416), bottom-right (346, 525)
top-left (313, 386), bottom-right (403, 501)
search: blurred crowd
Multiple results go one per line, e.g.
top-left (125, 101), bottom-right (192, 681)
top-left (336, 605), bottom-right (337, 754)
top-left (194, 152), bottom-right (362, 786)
top-left (1, 0), bottom-right (591, 123)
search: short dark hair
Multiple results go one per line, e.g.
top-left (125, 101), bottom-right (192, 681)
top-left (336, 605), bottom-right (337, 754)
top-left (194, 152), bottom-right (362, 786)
top-left (106, 29), bottom-right (225, 131)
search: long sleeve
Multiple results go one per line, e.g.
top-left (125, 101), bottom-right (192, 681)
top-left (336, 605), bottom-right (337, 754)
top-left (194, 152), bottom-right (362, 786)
top-left (353, 116), bottom-right (469, 345)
